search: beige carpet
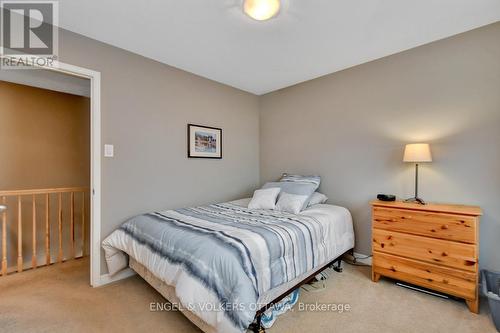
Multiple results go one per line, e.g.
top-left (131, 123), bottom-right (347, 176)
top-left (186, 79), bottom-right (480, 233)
top-left (0, 258), bottom-right (496, 333)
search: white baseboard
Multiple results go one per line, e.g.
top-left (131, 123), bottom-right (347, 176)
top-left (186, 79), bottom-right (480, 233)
top-left (351, 252), bottom-right (372, 266)
top-left (94, 268), bottom-right (136, 287)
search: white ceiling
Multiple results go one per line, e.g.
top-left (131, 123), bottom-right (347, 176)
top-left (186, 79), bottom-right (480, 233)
top-left (59, 0), bottom-right (500, 95)
top-left (0, 69), bottom-right (90, 97)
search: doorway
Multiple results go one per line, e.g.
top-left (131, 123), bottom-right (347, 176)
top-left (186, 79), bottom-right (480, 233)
top-left (0, 58), bottom-right (101, 286)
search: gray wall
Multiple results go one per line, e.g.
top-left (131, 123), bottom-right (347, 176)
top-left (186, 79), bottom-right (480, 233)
top-left (56, 29), bottom-right (260, 273)
top-left (260, 22), bottom-right (500, 270)
top-left (5, 20), bottom-right (498, 274)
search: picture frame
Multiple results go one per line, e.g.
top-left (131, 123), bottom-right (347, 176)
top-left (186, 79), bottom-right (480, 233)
top-left (187, 124), bottom-right (222, 159)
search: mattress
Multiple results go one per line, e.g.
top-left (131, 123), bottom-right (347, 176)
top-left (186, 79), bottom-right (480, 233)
top-left (130, 257), bottom-right (217, 333)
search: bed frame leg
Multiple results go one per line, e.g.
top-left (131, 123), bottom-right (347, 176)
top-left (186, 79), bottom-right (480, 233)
top-left (250, 313), bottom-right (266, 333)
top-left (333, 258), bottom-right (343, 273)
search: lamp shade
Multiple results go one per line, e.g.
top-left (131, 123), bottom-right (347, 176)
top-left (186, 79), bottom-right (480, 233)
top-left (403, 143), bottom-right (432, 163)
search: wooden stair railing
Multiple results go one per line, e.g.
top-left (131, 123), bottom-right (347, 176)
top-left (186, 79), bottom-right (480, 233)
top-left (0, 187), bottom-right (89, 276)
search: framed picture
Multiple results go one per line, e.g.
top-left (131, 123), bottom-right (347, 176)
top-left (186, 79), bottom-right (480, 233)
top-left (187, 124), bottom-right (222, 159)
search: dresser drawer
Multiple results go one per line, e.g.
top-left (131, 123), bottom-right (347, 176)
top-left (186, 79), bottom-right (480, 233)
top-left (372, 229), bottom-right (477, 272)
top-left (372, 207), bottom-right (477, 244)
top-left (373, 252), bottom-right (477, 300)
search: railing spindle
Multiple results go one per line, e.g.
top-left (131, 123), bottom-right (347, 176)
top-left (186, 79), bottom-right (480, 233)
top-left (32, 194), bottom-right (37, 269)
top-left (17, 196), bottom-right (22, 273)
top-left (58, 193), bottom-right (63, 263)
top-left (81, 192), bottom-right (85, 257)
top-left (0, 187), bottom-right (88, 276)
top-left (2, 196), bottom-right (7, 276)
top-left (45, 193), bottom-right (50, 266)
top-left (70, 192), bottom-right (75, 259)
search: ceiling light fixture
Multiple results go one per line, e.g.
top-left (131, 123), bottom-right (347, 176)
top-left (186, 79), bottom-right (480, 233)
top-left (243, 0), bottom-right (281, 21)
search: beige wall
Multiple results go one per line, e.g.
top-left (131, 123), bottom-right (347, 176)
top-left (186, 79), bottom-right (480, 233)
top-left (55, 29), bottom-right (261, 273)
top-left (0, 81), bottom-right (90, 189)
top-left (260, 22), bottom-right (500, 270)
top-left (0, 81), bottom-right (90, 266)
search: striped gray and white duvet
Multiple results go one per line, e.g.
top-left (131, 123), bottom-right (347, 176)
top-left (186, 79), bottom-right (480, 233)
top-left (102, 202), bottom-right (334, 332)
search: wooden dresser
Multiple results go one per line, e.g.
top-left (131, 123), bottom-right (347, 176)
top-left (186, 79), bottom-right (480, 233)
top-left (370, 200), bottom-right (482, 313)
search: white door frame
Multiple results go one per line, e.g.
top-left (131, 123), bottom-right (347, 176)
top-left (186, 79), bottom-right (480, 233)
top-left (1, 56), bottom-right (104, 286)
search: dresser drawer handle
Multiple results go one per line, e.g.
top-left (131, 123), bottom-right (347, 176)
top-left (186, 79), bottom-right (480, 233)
top-left (465, 260), bottom-right (476, 266)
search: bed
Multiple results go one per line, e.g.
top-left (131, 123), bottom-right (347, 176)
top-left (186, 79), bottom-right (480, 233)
top-left (102, 198), bottom-right (354, 333)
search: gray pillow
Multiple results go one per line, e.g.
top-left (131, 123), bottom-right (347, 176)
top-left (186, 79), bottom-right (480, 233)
top-left (262, 181), bottom-right (317, 210)
top-left (280, 174), bottom-right (321, 188)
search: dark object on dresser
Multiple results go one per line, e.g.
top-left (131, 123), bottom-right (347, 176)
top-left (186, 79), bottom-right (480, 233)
top-left (377, 194), bottom-right (396, 202)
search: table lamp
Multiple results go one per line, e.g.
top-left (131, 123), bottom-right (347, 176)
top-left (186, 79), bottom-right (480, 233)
top-left (403, 143), bottom-right (432, 205)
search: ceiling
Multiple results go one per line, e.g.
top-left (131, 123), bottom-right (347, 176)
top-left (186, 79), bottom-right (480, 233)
top-left (59, 1), bottom-right (500, 95)
top-left (0, 68), bottom-right (90, 97)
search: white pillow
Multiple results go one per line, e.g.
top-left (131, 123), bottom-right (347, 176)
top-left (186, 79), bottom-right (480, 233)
top-left (262, 182), bottom-right (317, 210)
top-left (276, 192), bottom-right (310, 214)
top-left (307, 192), bottom-right (328, 207)
top-left (248, 188), bottom-right (281, 210)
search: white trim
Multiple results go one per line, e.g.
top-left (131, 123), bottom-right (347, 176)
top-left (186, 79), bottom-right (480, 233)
top-left (1, 56), bottom-right (103, 287)
top-left (353, 252), bottom-right (372, 266)
top-left (95, 268), bottom-right (136, 287)
top-left (89, 69), bottom-right (101, 287)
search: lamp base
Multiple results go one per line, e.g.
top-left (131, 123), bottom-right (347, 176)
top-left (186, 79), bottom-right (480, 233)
top-left (404, 197), bottom-right (426, 205)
